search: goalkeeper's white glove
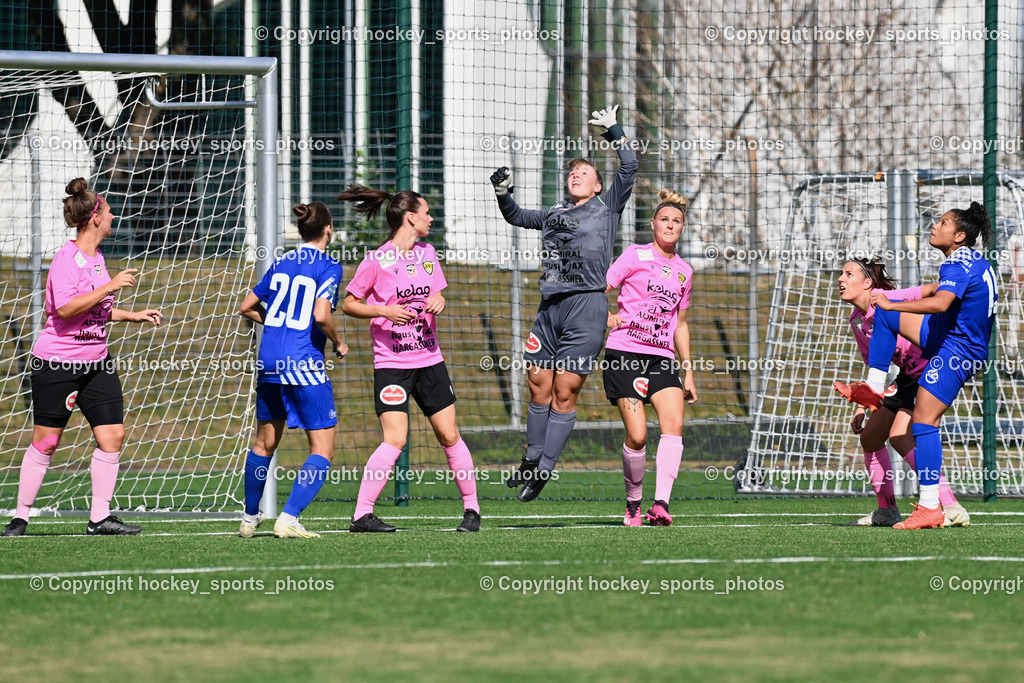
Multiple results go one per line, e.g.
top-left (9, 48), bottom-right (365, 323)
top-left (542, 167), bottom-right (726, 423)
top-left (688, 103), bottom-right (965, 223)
top-left (490, 166), bottom-right (514, 198)
top-left (589, 104), bottom-right (624, 141)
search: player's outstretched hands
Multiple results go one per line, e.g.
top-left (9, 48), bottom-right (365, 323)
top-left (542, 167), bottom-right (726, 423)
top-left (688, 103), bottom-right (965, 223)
top-left (490, 167), bottom-right (514, 197)
top-left (589, 104), bottom-right (625, 141)
top-left (589, 104), bottom-right (619, 129)
top-left (382, 305), bottom-right (416, 325)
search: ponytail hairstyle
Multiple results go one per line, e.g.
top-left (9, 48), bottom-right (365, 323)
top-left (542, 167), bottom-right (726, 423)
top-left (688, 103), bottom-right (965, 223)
top-left (949, 201), bottom-right (994, 249)
top-left (850, 256), bottom-right (898, 291)
top-left (653, 189), bottom-right (688, 221)
top-left (63, 178), bottom-right (101, 230)
top-left (337, 184), bottom-right (424, 242)
top-left (292, 201), bottom-right (333, 241)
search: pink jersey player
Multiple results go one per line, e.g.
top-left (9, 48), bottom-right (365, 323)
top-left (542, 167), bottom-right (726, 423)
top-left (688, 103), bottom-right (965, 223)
top-left (836, 258), bottom-right (966, 528)
top-left (3, 178), bottom-right (162, 538)
top-left (603, 190), bottom-right (696, 528)
top-left (605, 243), bottom-right (693, 360)
top-left (32, 241), bottom-right (115, 362)
top-left (339, 185), bottom-right (479, 534)
top-left (345, 241), bottom-right (446, 369)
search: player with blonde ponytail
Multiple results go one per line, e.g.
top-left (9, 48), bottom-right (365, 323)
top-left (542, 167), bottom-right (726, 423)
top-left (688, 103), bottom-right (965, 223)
top-left (604, 190), bottom-right (696, 526)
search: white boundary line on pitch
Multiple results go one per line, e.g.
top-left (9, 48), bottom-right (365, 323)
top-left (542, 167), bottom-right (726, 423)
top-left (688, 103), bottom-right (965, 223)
top-left (6, 555), bottom-right (1024, 581)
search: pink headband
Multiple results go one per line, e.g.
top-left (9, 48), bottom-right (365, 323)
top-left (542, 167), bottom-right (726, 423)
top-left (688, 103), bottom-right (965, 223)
top-left (78, 197), bottom-right (101, 228)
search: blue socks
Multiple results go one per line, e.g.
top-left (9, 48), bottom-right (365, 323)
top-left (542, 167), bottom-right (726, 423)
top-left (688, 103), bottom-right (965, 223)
top-left (911, 423), bottom-right (942, 487)
top-left (867, 306), bottom-right (900, 372)
top-left (244, 451), bottom-right (272, 515)
top-left (282, 454), bottom-right (331, 517)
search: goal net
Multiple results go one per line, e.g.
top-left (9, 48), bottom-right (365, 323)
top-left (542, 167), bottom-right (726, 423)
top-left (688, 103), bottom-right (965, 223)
top-left (0, 55), bottom-right (276, 513)
top-left (745, 171), bottom-right (1024, 497)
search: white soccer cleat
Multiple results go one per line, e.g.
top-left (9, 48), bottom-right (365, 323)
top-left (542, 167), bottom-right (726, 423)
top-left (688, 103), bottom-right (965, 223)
top-left (239, 512), bottom-right (264, 538)
top-left (850, 506), bottom-right (902, 527)
top-left (273, 513), bottom-right (320, 539)
top-left (942, 503), bottom-right (971, 528)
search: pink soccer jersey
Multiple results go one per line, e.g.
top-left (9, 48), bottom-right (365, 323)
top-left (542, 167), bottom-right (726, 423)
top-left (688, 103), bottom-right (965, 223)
top-left (849, 286), bottom-right (928, 378)
top-left (605, 244), bottom-right (692, 359)
top-left (32, 240), bottom-right (114, 363)
top-left (346, 241), bottom-right (447, 369)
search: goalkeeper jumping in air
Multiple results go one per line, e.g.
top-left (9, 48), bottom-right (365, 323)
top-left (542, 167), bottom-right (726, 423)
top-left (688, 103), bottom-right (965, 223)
top-left (491, 104), bottom-right (638, 502)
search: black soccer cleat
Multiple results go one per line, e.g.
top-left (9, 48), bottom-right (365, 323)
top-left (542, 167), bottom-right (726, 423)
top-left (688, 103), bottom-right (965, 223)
top-left (506, 457), bottom-right (539, 488)
top-left (2, 518), bottom-right (28, 537)
top-left (456, 509), bottom-right (481, 532)
top-left (516, 471), bottom-right (551, 502)
top-left (349, 513), bottom-right (397, 533)
top-left (86, 515), bottom-right (143, 536)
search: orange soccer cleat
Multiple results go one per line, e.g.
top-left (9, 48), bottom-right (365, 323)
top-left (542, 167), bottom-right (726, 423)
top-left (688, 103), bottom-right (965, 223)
top-left (833, 381), bottom-right (883, 411)
top-left (893, 503), bottom-right (945, 529)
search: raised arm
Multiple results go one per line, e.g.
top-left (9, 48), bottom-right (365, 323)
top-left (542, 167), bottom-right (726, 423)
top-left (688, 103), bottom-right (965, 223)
top-left (490, 166), bottom-right (546, 230)
top-left (588, 105), bottom-right (638, 213)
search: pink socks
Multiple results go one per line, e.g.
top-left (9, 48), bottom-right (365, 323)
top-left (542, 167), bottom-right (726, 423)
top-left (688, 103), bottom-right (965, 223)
top-left (89, 449), bottom-right (120, 523)
top-left (864, 448), bottom-right (896, 508)
top-left (622, 444), bottom-right (646, 501)
top-left (354, 443), bottom-right (402, 518)
top-left (654, 435), bottom-right (683, 503)
top-left (14, 442), bottom-right (54, 520)
top-left (443, 438), bottom-right (479, 512)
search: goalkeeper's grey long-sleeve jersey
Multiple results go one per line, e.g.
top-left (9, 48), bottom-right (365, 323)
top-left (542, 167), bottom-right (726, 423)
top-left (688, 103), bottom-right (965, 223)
top-left (497, 141), bottom-right (638, 300)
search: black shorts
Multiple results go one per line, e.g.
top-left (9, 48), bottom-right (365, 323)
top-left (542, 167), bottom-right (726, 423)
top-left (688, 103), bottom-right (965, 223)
top-left (30, 355), bottom-right (124, 429)
top-left (879, 370), bottom-right (918, 413)
top-left (373, 362), bottom-right (456, 417)
top-left (603, 349), bottom-right (682, 405)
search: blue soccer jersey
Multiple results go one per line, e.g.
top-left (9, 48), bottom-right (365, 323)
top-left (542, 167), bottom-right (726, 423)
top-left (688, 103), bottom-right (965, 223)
top-left (931, 246), bottom-right (997, 361)
top-left (252, 244), bottom-right (343, 385)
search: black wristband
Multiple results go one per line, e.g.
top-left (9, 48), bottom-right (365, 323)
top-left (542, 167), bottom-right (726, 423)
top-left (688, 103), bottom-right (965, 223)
top-left (601, 123), bottom-right (625, 142)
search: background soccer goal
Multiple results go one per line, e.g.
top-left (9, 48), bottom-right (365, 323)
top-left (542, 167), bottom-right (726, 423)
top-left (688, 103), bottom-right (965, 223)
top-left (745, 170), bottom-right (1024, 498)
top-left (0, 51), bottom-right (279, 513)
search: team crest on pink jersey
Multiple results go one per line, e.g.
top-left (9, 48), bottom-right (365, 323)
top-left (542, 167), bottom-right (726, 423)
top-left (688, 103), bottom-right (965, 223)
top-left (632, 377), bottom-right (649, 398)
top-left (678, 272), bottom-right (686, 286)
top-left (379, 384), bottom-right (408, 405)
top-left (525, 333), bottom-right (542, 354)
top-left (406, 264), bottom-right (417, 276)
top-left (65, 391), bottom-right (79, 411)
top-left (423, 261), bottom-right (434, 276)
top-left (660, 266), bottom-right (672, 278)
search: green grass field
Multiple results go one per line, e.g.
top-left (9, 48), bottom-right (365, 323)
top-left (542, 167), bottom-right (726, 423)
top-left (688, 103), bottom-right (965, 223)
top-left (4, 494), bottom-right (1024, 682)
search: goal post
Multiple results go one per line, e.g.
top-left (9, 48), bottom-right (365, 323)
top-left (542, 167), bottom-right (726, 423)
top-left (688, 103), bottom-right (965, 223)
top-left (0, 50), bottom-right (278, 515)
top-left (745, 169), bottom-right (1024, 498)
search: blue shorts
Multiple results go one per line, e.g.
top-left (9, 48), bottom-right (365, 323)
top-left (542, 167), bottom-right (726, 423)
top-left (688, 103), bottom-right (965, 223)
top-left (918, 318), bottom-right (985, 406)
top-left (256, 382), bottom-right (337, 430)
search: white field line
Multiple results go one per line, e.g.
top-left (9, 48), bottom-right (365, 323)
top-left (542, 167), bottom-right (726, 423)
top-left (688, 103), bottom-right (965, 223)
top-left (5, 555), bottom-right (1024, 581)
